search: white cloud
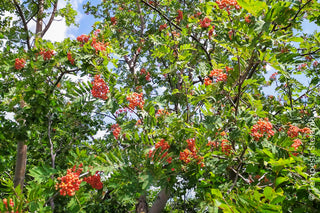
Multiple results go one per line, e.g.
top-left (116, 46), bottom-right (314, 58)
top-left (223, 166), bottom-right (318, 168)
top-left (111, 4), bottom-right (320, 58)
top-left (43, 19), bottom-right (68, 42)
top-left (27, 0), bottom-right (84, 42)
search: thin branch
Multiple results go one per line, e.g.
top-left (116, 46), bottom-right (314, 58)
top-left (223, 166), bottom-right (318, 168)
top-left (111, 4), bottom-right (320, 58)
top-left (47, 67), bottom-right (80, 97)
top-left (136, 0), bottom-right (145, 37)
top-left (235, 53), bottom-right (241, 115)
top-left (229, 167), bottom-right (251, 184)
top-left (274, 0), bottom-right (312, 32)
top-left (140, 0), bottom-right (213, 68)
top-left (299, 48), bottom-right (320, 57)
top-left (294, 83), bottom-right (320, 101)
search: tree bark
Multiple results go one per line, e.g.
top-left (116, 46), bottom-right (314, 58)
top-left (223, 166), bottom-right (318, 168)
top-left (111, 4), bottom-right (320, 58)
top-left (136, 194), bottom-right (148, 213)
top-left (13, 141), bottom-right (27, 192)
top-left (149, 189), bottom-right (170, 213)
top-left (36, 0), bottom-right (44, 35)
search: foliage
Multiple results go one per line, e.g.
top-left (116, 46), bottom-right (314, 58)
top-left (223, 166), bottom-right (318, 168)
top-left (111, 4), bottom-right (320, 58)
top-left (1, 0), bottom-right (320, 212)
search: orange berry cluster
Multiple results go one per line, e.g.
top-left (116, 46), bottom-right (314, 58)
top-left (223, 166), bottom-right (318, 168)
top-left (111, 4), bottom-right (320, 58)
top-left (91, 37), bottom-right (107, 53)
top-left (204, 77), bottom-right (212, 86)
top-left (207, 138), bottom-right (232, 156)
top-left (39, 48), bottom-right (54, 60)
top-left (67, 52), bottom-right (75, 65)
top-left (55, 164), bottom-right (83, 196)
top-left (291, 139), bottom-right (302, 151)
top-left (14, 58), bottom-right (26, 70)
top-left (127, 92), bottom-right (144, 110)
top-left (148, 139), bottom-right (172, 164)
top-left (216, 0), bottom-right (240, 10)
top-left (111, 124), bottom-right (121, 139)
top-left (91, 75), bottom-right (109, 100)
top-left (250, 118), bottom-right (275, 141)
top-left (179, 139), bottom-right (204, 167)
top-left (83, 171), bottom-right (103, 190)
top-left (221, 139), bottom-right (232, 156)
top-left (209, 68), bottom-right (228, 82)
top-left (287, 125), bottom-right (311, 138)
top-left (155, 109), bottom-right (170, 117)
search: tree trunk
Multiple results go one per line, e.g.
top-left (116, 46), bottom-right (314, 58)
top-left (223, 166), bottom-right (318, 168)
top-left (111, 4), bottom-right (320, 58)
top-left (36, 0), bottom-right (44, 35)
top-left (149, 189), bottom-right (170, 213)
top-left (136, 194), bottom-right (148, 213)
top-left (13, 141), bottom-right (27, 192)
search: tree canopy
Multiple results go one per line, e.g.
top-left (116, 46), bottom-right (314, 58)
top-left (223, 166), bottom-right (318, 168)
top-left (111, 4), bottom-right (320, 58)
top-left (1, 0), bottom-right (320, 212)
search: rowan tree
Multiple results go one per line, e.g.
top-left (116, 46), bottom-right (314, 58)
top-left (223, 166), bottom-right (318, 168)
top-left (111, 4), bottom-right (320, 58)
top-left (1, 0), bottom-right (320, 212)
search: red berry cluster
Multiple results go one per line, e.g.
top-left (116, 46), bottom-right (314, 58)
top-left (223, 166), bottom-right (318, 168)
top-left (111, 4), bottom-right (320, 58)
top-left (207, 140), bottom-right (220, 148)
top-left (77, 34), bottom-right (90, 43)
top-left (67, 52), bottom-right (75, 65)
top-left (140, 68), bottom-right (151, 81)
top-left (208, 26), bottom-right (215, 39)
top-left (1, 198), bottom-right (17, 212)
top-left (159, 23), bottom-right (167, 31)
top-left (39, 48), bottom-right (54, 60)
top-left (115, 108), bottom-right (129, 117)
top-left (179, 139), bottom-right (204, 167)
top-left (14, 58), bottom-right (26, 70)
top-left (127, 92), bottom-right (144, 110)
top-left (269, 72), bottom-right (278, 81)
top-left (200, 17), bottom-right (212, 28)
top-left (111, 17), bottom-right (117, 25)
top-left (55, 164), bottom-right (83, 196)
top-left (287, 125), bottom-right (311, 138)
top-left (91, 75), bottom-right (109, 100)
top-left (148, 139), bottom-right (172, 164)
top-left (111, 124), bottom-right (121, 139)
top-left (176, 10), bottom-right (183, 24)
top-left (216, 0), bottom-right (241, 10)
top-left (221, 139), bottom-right (232, 156)
top-left (245, 15), bottom-right (251, 23)
top-left (250, 118), bottom-right (275, 141)
top-left (83, 171), bottom-right (103, 190)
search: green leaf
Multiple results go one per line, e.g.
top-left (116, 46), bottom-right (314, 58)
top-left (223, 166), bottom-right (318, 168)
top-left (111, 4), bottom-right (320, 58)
top-left (264, 187), bottom-right (273, 200)
top-left (29, 165), bottom-right (56, 183)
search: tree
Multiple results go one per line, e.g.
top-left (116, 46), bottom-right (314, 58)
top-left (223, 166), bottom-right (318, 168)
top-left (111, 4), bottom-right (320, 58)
top-left (1, 0), bottom-right (320, 212)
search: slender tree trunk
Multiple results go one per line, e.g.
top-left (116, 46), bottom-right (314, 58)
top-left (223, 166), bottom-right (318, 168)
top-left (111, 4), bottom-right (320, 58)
top-left (13, 141), bottom-right (27, 192)
top-left (149, 189), bottom-right (170, 213)
top-left (136, 195), bottom-right (148, 213)
top-left (36, 0), bottom-right (44, 35)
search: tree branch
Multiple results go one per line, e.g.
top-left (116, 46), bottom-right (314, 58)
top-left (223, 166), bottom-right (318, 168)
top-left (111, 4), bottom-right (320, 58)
top-left (12, 0), bottom-right (31, 50)
top-left (41, 0), bottom-right (58, 37)
top-left (140, 0), bottom-right (212, 68)
top-left (149, 189), bottom-right (170, 213)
